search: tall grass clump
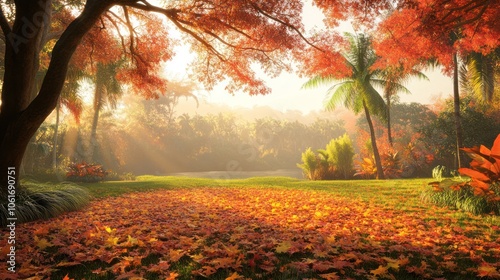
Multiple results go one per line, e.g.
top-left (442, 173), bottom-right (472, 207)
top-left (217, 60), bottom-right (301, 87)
top-left (1, 180), bottom-right (91, 227)
top-left (422, 180), bottom-right (500, 215)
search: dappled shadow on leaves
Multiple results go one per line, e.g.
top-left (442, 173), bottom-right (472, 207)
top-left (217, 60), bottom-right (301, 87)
top-left (1, 188), bottom-right (499, 279)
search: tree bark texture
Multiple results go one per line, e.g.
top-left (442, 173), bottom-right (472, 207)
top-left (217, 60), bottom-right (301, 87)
top-left (363, 100), bottom-right (385, 179)
top-left (0, 0), bottom-right (112, 199)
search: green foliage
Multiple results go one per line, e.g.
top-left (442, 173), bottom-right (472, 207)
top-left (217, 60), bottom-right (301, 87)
top-left (297, 148), bottom-right (321, 180)
top-left (422, 180), bottom-right (500, 215)
top-left (432, 165), bottom-right (448, 181)
top-left (1, 181), bottom-right (91, 227)
top-left (424, 135), bottom-right (500, 215)
top-left (325, 133), bottom-right (355, 179)
top-left (297, 134), bottom-right (355, 180)
top-left (419, 95), bottom-right (500, 168)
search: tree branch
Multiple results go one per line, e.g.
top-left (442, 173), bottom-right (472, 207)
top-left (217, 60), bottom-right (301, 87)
top-left (104, 12), bottom-right (128, 52)
top-left (249, 2), bottom-right (324, 53)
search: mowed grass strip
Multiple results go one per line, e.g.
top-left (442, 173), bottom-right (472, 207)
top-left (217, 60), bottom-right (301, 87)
top-left (2, 176), bottom-right (499, 279)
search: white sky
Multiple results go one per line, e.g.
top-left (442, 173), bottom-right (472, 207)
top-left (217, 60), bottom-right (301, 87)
top-left (161, 1), bottom-right (454, 114)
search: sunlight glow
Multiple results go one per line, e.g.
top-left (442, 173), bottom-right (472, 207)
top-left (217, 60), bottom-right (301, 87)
top-left (156, 0), bottom-right (453, 114)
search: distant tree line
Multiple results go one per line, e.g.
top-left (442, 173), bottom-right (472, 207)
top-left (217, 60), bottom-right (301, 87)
top-left (22, 106), bottom-right (346, 177)
top-left (23, 90), bottom-right (500, 180)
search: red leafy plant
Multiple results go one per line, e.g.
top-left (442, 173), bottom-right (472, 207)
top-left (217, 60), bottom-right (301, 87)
top-left (66, 161), bottom-right (108, 182)
top-left (424, 135), bottom-right (500, 215)
top-left (457, 134), bottom-right (500, 200)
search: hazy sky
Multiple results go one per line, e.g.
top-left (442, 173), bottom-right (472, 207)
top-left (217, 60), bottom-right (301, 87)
top-left (162, 1), bottom-right (454, 114)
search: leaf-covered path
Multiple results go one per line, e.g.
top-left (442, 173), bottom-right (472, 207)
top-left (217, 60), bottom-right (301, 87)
top-left (2, 187), bottom-right (500, 279)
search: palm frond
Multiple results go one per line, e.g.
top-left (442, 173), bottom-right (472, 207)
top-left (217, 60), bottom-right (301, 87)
top-left (362, 83), bottom-right (387, 121)
top-left (323, 81), bottom-right (355, 111)
top-left (467, 52), bottom-right (495, 103)
top-left (302, 75), bottom-right (339, 90)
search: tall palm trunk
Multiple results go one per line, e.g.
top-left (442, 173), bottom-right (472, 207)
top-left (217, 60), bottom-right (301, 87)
top-left (386, 95), bottom-right (393, 147)
top-left (52, 99), bottom-right (61, 169)
top-left (363, 100), bottom-right (385, 179)
top-left (89, 78), bottom-right (104, 162)
top-left (452, 52), bottom-right (464, 168)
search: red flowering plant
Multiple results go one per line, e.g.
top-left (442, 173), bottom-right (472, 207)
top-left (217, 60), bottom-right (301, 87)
top-left (425, 134), bottom-right (500, 215)
top-left (66, 161), bottom-right (108, 182)
top-left (455, 134), bottom-right (500, 200)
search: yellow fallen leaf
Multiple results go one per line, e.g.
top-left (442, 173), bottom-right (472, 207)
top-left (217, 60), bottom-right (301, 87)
top-left (225, 272), bottom-right (243, 280)
top-left (370, 265), bottom-right (388, 276)
top-left (35, 237), bottom-right (52, 250)
top-left (275, 241), bottom-right (292, 253)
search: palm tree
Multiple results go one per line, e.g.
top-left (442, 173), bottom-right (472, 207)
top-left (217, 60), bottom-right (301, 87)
top-left (89, 61), bottom-right (123, 162)
top-left (52, 67), bottom-right (84, 169)
top-left (448, 48), bottom-right (498, 168)
top-left (381, 66), bottom-right (428, 146)
top-left (460, 51), bottom-right (497, 104)
top-left (303, 33), bottom-right (387, 179)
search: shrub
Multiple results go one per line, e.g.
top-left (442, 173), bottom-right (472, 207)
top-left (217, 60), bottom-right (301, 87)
top-left (422, 180), bottom-right (499, 215)
top-left (432, 165), bottom-right (447, 181)
top-left (66, 161), bottom-right (108, 182)
top-left (1, 181), bottom-right (91, 227)
top-left (325, 133), bottom-right (355, 179)
top-left (355, 148), bottom-right (403, 179)
top-left (297, 134), bottom-right (355, 180)
top-left (457, 134), bottom-right (500, 199)
top-left (297, 148), bottom-right (321, 180)
top-left (423, 134), bottom-right (500, 215)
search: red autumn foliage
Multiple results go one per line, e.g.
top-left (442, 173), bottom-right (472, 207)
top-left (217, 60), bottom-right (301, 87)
top-left (1, 188), bottom-right (498, 279)
top-left (372, 0), bottom-right (499, 72)
top-left (66, 162), bottom-right (108, 182)
top-left (457, 134), bottom-right (500, 199)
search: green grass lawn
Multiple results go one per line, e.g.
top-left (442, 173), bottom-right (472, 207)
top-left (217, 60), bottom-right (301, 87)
top-left (4, 176), bottom-right (499, 279)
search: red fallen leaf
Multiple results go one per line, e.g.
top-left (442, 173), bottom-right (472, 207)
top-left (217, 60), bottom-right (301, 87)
top-left (116, 272), bottom-right (144, 280)
top-left (33, 226), bottom-right (50, 236)
top-left (331, 260), bottom-right (355, 270)
top-left (211, 257), bottom-right (235, 269)
top-left (147, 261), bottom-right (170, 273)
top-left (168, 249), bottom-right (186, 262)
top-left (319, 272), bottom-right (340, 280)
top-left (193, 266), bottom-right (217, 277)
top-left (62, 274), bottom-right (73, 280)
top-left (259, 263), bottom-right (276, 272)
top-left (312, 261), bottom-right (336, 272)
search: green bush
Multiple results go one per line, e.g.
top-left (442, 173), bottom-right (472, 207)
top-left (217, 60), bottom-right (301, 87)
top-left (325, 133), bottom-right (355, 179)
top-left (297, 148), bottom-right (320, 180)
top-left (1, 180), bottom-right (91, 227)
top-left (421, 180), bottom-right (500, 215)
top-left (297, 134), bottom-right (355, 180)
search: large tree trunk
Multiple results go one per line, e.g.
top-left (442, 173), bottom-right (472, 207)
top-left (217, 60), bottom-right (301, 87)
top-left (363, 100), bottom-right (385, 179)
top-left (452, 52), bottom-right (465, 169)
top-left (0, 0), bottom-right (112, 200)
